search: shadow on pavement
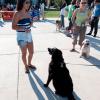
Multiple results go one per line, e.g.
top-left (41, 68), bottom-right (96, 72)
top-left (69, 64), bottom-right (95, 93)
top-left (85, 36), bottom-right (100, 68)
top-left (28, 69), bottom-right (81, 100)
top-left (28, 70), bottom-right (58, 100)
top-left (28, 73), bottom-right (45, 100)
top-left (86, 36), bottom-right (100, 51)
top-left (84, 55), bottom-right (100, 69)
top-left (39, 19), bottom-right (56, 24)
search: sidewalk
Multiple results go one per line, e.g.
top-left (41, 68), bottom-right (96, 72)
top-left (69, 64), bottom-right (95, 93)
top-left (0, 18), bottom-right (100, 100)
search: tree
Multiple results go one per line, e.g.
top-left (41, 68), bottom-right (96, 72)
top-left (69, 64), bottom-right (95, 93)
top-left (50, 0), bottom-right (72, 9)
top-left (53, 0), bottom-right (62, 8)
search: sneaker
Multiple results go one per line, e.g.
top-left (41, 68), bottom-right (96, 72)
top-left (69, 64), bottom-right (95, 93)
top-left (86, 33), bottom-right (91, 35)
top-left (70, 49), bottom-right (76, 52)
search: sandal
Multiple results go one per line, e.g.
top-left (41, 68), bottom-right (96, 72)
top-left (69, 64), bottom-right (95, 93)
top-left (28, 64), bottom-right (36, 70)
top-left (70, 49), bottom-right (76, 52)
top-left (25, 66), bottom-right (29, 73)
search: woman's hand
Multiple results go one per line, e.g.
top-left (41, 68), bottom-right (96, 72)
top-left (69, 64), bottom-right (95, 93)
top-left (25, 28), bottom-right (31, 33)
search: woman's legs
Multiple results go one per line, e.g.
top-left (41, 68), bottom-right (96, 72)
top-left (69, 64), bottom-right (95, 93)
top-left (20, 42), bottom-right (34, 72)
top-left (70, 26), bottom-right (79, 51)
top-left (27, 42), bottom-right (34, 66)
top-left (21, 46), bottom-right (27, 66)
top-left (20, 46), bottom-right (29, 73)
top-left (70, 35), bottom-right (77, 51)
top-left (79, 26), bottom-right (86, 48)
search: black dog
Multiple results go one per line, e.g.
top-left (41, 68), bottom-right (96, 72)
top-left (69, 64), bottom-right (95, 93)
top-left (44, 48), bottom-right (75, 100)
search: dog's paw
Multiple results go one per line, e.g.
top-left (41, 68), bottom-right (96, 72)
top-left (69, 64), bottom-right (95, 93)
top-left (44, 84), bottom-right (48, 87)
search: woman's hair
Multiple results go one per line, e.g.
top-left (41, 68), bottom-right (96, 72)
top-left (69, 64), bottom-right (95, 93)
top-left (17, 0), bottom-right (32, 11)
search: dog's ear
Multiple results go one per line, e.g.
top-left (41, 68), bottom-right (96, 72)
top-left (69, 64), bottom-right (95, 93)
top-left (48, 48), bottom-right (52, 55)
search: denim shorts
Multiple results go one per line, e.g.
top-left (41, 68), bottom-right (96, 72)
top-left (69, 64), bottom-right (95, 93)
top-left (18, 40), bottom-right (32, 48)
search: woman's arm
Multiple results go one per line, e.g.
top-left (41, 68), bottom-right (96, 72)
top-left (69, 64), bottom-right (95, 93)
top-left (30, 19), bottom-right (33, 27)
top-left (71, 9), bottom-right (78, 24)
top-left (72, 9), bottom-right (77, 19)
top-left (85, 9), bottom-right (92, 24)
top-left (12, 12), bottom-right (24, 31)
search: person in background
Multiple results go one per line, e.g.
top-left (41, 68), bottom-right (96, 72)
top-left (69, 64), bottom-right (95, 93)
top-left (60, 0), bottom-right (66, 29)
top-left (87, 0), bottom-right (94, 9)
top-left (87, 0), bottom-right (100, 37)
top-left (34, 4), bottom-right (40, 20)
top-left (40, 0), bottom-right (45, 20)
top-left (12, 0), bottom-right (36, 73)
top-left (2, 4), bottom-right (7, 11)
top-left (70, 0), bottom-right (91, 52)
top-left (0, 5), bottom-right (4, 26)
top-left (65, 0), bottom-right (75, 32)
top-left (74, 0), bottom-right (80, 9)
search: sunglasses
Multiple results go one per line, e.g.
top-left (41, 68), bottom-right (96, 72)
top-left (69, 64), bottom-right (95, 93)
top-left (25, 1), bottom-right (30, 4)
top-left (81, 2), bottom-right (87, 4)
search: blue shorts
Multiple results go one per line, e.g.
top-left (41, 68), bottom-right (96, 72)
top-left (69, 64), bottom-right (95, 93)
top-left (18, 40), bottom-right (32, 48)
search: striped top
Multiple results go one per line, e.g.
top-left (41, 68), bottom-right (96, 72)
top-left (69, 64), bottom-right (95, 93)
top-left (17, 18), bottom-right (31, 32)
top-left (17, 18), bottom-right (33, 42)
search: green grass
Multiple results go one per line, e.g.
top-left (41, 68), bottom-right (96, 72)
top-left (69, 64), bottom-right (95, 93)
top-left (44, 10), bottom-right (60, 18)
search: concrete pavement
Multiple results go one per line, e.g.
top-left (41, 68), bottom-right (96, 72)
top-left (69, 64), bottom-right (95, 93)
top-left (0, 18), bottom-right (100, 100)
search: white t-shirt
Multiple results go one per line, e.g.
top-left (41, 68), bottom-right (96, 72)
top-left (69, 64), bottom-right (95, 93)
top-left (41, 3), bottom-right (44, 13)
top-left (60, 7), bottom-right (65, 16)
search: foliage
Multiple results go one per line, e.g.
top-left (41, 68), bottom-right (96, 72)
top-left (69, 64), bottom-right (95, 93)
top-left (52, 0), bottom-right (71, 9)
top-left (53, 0), bottom-right (62, 9)
top-left (45, 10), bottom-right (60, 18)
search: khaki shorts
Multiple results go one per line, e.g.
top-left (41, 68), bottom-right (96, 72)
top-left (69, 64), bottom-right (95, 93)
top-left (72, 25), bottom-right (86, 46)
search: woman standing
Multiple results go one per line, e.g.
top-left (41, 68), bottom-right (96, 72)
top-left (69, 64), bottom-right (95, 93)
top-left (12, 0), bottom-right (36, 73)
top-left (70, 0), bottom-right (91, 52)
